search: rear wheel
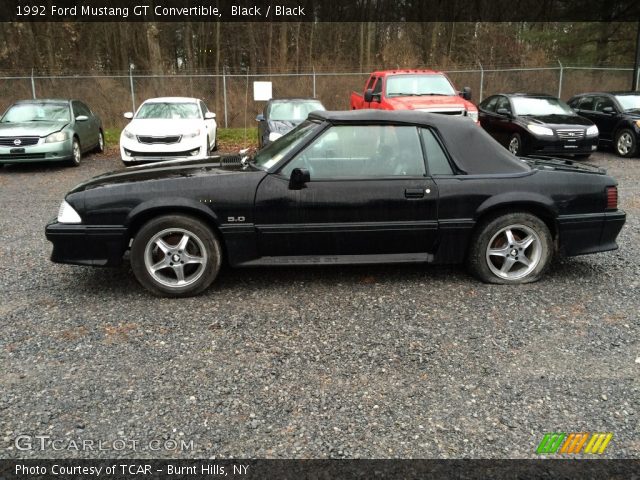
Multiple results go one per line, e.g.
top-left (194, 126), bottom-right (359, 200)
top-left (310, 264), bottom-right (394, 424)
top-left (614, 129), bottom-right (637, 157)
top-left (468, 212), bottom-right (552, 284)
top-left (94, 130), bottom-right (105, 153)
top-left (508, 133), bottom-right (524, 156)
top-left (130, 215), bottom-right (222, 297)
top-left (69, 138), bottom-right (82, 167)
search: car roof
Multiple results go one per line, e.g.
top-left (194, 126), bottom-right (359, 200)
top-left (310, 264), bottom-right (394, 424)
top-left (500, 93), bottom-right (556, 98)
top-left (142, 97), bottom-right (201, 103)
top-left (14, 99), bottom-right (72, 104)
top-left (571, 91), bottom-right (640, 97)
top-left (308, 110), bottom-right (530, 175)
top-left (268, 98), bottom-right (323, 103)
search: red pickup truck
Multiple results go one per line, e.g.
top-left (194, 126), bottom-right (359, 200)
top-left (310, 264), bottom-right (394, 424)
top-left (350, 69), bottom-right (478, 123)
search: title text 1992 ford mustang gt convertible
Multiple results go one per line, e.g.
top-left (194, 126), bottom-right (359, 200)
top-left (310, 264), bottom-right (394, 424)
top-left (46, 110), bottom-right (625, 297)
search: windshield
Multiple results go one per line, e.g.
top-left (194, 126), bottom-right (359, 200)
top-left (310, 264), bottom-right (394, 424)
top-left (1, 103), bottom-right (70, 123)
top-left (135, 102), bottom-right (201, 119)
top-left (268, 101), bottom-right (324, 122)
top-left (511, 97), bottom-right (574, 116)
top-left (254, 120), bottom-right (320, 169)
top-left (386, 74), bottom-right (456, 97)
top-left (615, 94), bottom-right (640, 111)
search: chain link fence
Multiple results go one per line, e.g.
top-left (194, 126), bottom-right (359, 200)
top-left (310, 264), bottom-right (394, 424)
top-left (1, 66), bottom-right (638, 129)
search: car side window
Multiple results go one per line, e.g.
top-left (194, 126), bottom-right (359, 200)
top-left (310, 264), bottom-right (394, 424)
top-left (372, 78), bottom-right (383, 95)
top-left (199, 101), bottom-right (207, 118)
top-left (594, 96), bottom-right (615, 113)
top-left (481, 96), bottom-right (499, 112)
top-left (366, 76), bottom-right (377, 91)
top-left (280, 125), bottom-right (426, 179)
top-left (73, 101), bottom-right (91, 118)
top-left (495, 96), bottom-right (512, 114)
top-left (421, 129), bottom-right (453, 175)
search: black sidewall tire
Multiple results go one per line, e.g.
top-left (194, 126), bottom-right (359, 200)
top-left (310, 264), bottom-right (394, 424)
top-left (95, 131), bottom-right (105, 153)
top-left (130, 215), bottom-right (222, 297)
top-left (205, 136), bottom-right (211, 157)
top-left (69, 138), bottom-right (81, 167)
top-left (509, 133), bottom-right (524, 156)
top-left (614, 129), bottom-right (637, 157)
top-left (468, 212), bottom-right (552, 284)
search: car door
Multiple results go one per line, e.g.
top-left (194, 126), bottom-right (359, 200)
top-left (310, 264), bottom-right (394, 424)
top-left (591, 95), bottom-right (619, 142)
top-left (491, 96), bottom-right (515, 146)
top-left (478, 95), bottom-right (499, 135)
top-left (253, 124), bottom-right (439, 257)
top-left (71, 101), bottom-right (92, 150)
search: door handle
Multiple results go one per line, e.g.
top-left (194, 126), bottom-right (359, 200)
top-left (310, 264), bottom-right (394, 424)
top-left (404, 188), bottom-right (425, 199)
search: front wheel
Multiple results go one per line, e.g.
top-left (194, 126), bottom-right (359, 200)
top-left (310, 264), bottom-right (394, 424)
top-left (508, 133), bottom-right (524, 156)
top-left (130, 215), bottom-right (222, 297)
top-left (468, 212), bottom-right (552, 284)
top-left (69, 138), bottom-right (82, 167)
top-left (614, 129), bottom-right (637, 157)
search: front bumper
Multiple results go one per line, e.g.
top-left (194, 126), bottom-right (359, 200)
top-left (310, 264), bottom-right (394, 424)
top-left (46, 220), bottom-right (128, 266)
top-left (557, 210), bottom-right (626, 256)
top-left (120, 136), bottom-right (205, 163)
top-left (529, 135), bottom-right (598, 156)
top-left (0, 138), bottom-right (73, 163)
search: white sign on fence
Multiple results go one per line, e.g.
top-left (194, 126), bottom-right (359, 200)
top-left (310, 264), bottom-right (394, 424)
top-left (253, 81), bottom-right (273, 101)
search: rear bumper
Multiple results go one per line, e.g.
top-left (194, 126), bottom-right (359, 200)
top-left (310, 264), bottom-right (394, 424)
top-left (557, 210), bottom-right (626, 256)
top-left (45, 220), bottom-right (128, 266)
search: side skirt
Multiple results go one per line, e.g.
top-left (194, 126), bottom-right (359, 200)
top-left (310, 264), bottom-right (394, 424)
top-left (236, 252), bottom-right (434, 267)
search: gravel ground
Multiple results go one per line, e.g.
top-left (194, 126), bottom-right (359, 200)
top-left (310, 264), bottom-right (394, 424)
top-left (0, 149), bottom-right (638, 459)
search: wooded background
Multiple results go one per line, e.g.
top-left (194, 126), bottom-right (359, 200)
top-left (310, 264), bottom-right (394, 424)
top-left (0, 22), bottom-right (638, 127)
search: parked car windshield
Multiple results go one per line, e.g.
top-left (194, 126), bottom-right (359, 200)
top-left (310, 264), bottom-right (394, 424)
top-left (386, 74), bottom-right (456, 97)
top-left (135, 102), bottom-right (201, 119)
top-left (511, 97), bottom-right (574, 116)
top-left (614, 94), bottom-right (640, 111)
top-left (268, 101), bottom-right (325, 121)
top-left (254, 120), bottom-right (320, 169)
top-left (1, 103), bottom-right (70, 123)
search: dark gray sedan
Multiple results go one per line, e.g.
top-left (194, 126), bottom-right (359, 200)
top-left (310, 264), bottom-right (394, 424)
top-left (0, 99), bottom-right (104, 167)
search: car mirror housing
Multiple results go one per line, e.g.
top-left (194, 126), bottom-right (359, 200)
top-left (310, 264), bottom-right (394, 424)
top-left (496, 108), bottom-right (511, 117)
top-left (602, 106), bottom-right (615, 114)
top-left (289, 168), bottom-right (310, 190)
top-left (75, 115), bottom-right (89, 121)
top-left (364, 89), bottom-right (375, 103)
top-left (205, 112), bottom-right (216, 119)
top-left (124, 112), bottom-right (134, 119)
top-left (460, 86), bottom-right (472, 101)
top-left (256, 113), bottom-right (265, 122)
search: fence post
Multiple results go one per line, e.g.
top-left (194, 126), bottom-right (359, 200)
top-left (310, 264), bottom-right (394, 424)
top-left (477, 62), bottom-right (484, 102)
top-left (129, 64), bottom-right (136, 113)
top-left (222, 66), bottom-right (228, 128)
top-left (557, 59), bottom-right (563, 99)
top-left (312, 66), bottom-right (316, 98)
top-left (30, 68), bottom-right (36, 99)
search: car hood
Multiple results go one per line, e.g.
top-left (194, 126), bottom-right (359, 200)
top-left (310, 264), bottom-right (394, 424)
top-left (124, 118), bottom-right (205, 135)
top-left (268, 119), bottom-right (299, 133)
top-left (386, 95), bottom-right (472, 111)
top-left (622, 109), bottom-right (640, 119)
top-left (523, 114), bottom-right (593, 127)
top-left (69, 155), bottom-right (250, 194)
top-left (0, 121), bottom-right (67, 137)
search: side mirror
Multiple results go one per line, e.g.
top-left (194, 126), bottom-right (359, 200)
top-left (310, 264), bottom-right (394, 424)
top-left (602, 106), bottom-right (615, 114)
top-left (75, 115), bottom-right (88, 121)
top-left (204, 112), bottom-right (216, 119)
top-left (256, 113), bottom-right (265, 122)
top-left (496, 108), bottom-right (511, 117)
top-left (124, 112), bottom-right (134, 119)
top-left (460, 87), bottom-right (472, 101)
top-left (364, 89), bottom-right (374, 103)
top-left (289, 167), bottom-right (310, 190)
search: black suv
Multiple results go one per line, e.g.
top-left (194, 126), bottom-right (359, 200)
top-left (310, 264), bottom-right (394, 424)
top-left (568, 92), bottom-right (640, 157)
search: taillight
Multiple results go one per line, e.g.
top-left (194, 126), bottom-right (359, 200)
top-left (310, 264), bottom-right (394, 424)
top-left (606, 186), bottom-right (618, 210)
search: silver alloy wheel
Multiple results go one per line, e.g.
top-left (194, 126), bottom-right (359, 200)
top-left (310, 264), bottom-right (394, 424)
top-left (72, 140), bottom-right (81, 164)
top-left (485, 224), bottom-right (542, 280)
top-left (616, 132), bottom-right (633, 155)
top-left (98, 132), bottom-right (104, 151)
top-left (143, 228), bottom-right (208, 288)
top-left (508, 136), bottom-right (519, 155)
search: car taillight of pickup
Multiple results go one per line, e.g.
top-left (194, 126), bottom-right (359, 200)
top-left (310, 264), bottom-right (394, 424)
top-left (350, 69), bottom-right (479, 123)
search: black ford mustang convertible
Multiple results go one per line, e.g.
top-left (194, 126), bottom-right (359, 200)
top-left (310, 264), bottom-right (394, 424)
top-left (46, 110), bottom-right (625, 297)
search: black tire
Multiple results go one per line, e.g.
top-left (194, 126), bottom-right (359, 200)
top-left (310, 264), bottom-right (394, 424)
top-left (205, 136), bottom-right (211, 156)
top-left (69, 137), bottom-right (82, 167)
top-left (614, 128), bottom-right (637, 157)
top-left (468, 212), bottom-right (552, 284)
top-left (507, 133), bottom-right (524, 156)
top-left (94, 130), bottom-right (105, 153)
top-left (212, 135), bottom-right (218, 152)
top-left (130, 215), bottom-right (222, 297)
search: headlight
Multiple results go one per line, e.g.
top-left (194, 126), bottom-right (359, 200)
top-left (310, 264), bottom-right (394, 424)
top-left (586, 125), bottom-right (599, 136)
top-left (45, 131), bottom-right (69, 143)
top-left (122, 129), bottom-right (135, 140)
top-left (268, 132), bottom-right (283, 142)
top-left (467, 110), bottom-right (479, 122)
top-left (184, 129), bottom-right (201, 139)
top-left (634, 120), bottom-right (640, 128)
top-left (527, 124), bottom-right (554, 136)
top-left (57, 200), bottom-right (81, 224)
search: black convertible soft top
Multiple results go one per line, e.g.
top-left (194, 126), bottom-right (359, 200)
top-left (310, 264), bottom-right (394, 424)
top-left (308, 110), bottom-right (530, 175)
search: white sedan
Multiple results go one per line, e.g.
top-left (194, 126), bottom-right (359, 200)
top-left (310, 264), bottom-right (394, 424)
top-left (120, 97), bottom-right (217, 165)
